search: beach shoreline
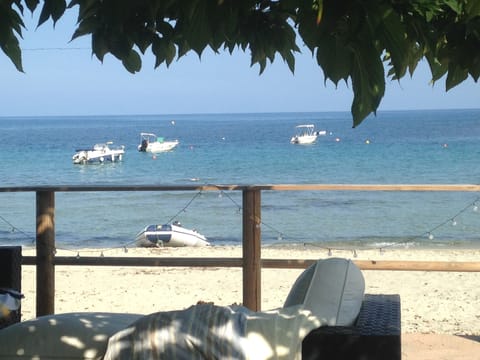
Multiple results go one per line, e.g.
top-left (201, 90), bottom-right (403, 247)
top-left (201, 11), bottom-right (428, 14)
top-left (18, 246), bottom-right (480, 336)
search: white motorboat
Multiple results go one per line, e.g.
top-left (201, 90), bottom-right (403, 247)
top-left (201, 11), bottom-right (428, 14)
top-left (135, 221), bottom-right (210, 247)
top-left (138, 132), bottom-right (179, 153)
top-left (72, 142), bottom-right (125, 164)
top-left (290, 124), bottom-right (325, 144)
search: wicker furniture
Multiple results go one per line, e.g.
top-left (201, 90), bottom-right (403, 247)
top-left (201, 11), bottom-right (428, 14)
top-left (0, 246), bottom-right (22, 329)
top-left (302, 294), bottom-right (401, 360)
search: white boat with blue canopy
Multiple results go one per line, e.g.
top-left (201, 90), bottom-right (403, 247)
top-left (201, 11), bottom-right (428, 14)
top-left (135, 222), bottom-right (210, 247)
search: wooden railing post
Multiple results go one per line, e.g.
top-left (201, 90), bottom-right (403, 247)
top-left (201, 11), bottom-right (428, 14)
top-left (36, 190), bottom-right (55, 316)
top-left (242, 188), bottom-right (261, 311)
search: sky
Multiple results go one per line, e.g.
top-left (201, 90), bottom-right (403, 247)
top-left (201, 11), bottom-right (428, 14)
top-left (1, 8), bottom-right (479, 117)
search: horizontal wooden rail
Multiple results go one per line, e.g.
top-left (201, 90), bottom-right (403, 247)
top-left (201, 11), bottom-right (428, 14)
top-left (354, 260), bottom-right (480, 272)
top-left (22, 256), bottom-right (244, 267)
top-left (2, 183), bottom-right (480, 193)
top-left (258, 184), bottom-right (480, 192)
top-left (21, 256), bottom-right (480, 272)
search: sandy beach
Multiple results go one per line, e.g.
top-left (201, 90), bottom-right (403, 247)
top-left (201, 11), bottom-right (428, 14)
top-left (18, 246), bottom-right (480, 358)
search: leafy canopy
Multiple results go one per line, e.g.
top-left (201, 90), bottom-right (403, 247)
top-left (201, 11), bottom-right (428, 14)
top-left (2, 0), bottom-right (479, 126)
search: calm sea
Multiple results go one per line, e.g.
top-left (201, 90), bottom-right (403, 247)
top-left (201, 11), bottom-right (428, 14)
top-left (1, 109), bottom-right (480, 251)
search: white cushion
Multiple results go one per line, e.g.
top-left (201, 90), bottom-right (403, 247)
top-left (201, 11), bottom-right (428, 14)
top-left (0, 312), bottom-right (142, 360)
top-left (284, 258), bottom-right (365, 326)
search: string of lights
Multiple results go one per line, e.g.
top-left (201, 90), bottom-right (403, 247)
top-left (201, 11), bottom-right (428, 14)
top-left (1, 191), bottom-right (479, 257)
top-left (23, 47), bottom-right (90, 51)
top-left (166, 191), bottom-right (204, 224)
top-left (0, 215), bottom-right (35, 244)
top-left (302, 195), bottom-right (480, 256)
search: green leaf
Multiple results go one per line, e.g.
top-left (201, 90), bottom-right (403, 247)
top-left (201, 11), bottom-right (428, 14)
top-left (71, 16), bottom-right (100, 40)
top-left (165, 41), bottom-right (176, 66)
top-left (376, 5), bottom-right (410, 79)
top-left (465, 0), bottom-right (480, 18)
top-left (182, 1), bottom-right (212, 56)
top-left (92, 32), bottom-right (108, 62)
top-left (9, 7), bottom-right (25, 36)
top-left (122, 49), bottom-right (142, 73)
top-left (444, 0), bottom-right (462, 15)
top-left (316, 36), bottom-right (353, 85)
top-left (283, 49), bottom-right (295, 73)
top-left (468, 57), bottom-right (480, 81)
top-left (0, 5), bottom-right (24, 72)
top-left (12, 0), bottom-right (24, 14)
top-left (350, 39), bottom-right (385, 127)
top-left (72, 0), bottom-right (99, 21)
top-left (426, 55), bottom-right (448, 83)
top-left (38, 2), bottom-right (50, 27)
top-left (154, 36), bottom-right (177, 67)
top-left (446, 63), bottom-right (468, 90)
top-left (37, 0), bottom-right (66, 27)
top-left (134, 30), bottom-right (153, 54)
top-left (177, 39), bottom-right (191, 58)
top-left (1, 35), bottom-right (24, 72)
top-left (51, 0), bottom-right (66, 24)
top-left (297, 10), bottom-right (320, 53)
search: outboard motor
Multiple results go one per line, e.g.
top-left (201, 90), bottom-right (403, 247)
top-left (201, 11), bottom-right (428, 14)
top-left (139, 139), bottom-right (148, 152)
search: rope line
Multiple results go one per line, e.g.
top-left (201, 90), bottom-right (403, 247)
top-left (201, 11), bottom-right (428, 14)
top-left (1, 192), bottom-right (479, 256)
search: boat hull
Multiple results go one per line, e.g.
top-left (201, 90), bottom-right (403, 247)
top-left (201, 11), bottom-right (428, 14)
top-left (290, 135), bottom-right (318, 144)
top-left (138, 133), bottom-right (179, 153)
top-left (73, 143), bottom-right (125, 164)
top-left (141, 140), bottom-right (179, 153)
top-left (135, 224), bottom-right (209, 247)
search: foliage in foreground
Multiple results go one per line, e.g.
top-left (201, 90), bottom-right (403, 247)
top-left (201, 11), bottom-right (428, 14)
top-left (1, 0), bottom-right (479, 126)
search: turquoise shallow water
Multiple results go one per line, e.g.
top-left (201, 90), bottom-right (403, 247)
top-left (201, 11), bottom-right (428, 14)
top-left (1, 109), bottom-right (480, 250)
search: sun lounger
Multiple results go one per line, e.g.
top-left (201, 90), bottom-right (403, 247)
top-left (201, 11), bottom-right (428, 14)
top-left (0, 253), bottom-right (401, 359)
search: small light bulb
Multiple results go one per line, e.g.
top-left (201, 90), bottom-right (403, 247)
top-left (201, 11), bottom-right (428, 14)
top-left (451, 219), bottom-right (457, 226)
top-left (428, 233), bottom-right (434, 240)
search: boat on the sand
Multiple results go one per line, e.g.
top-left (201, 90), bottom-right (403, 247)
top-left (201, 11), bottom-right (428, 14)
top-left (135, 222), bottom-right (209, 247)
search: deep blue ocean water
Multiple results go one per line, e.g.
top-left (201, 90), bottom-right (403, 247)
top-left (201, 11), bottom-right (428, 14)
top-left (1, 109), bottom-right (480, 250)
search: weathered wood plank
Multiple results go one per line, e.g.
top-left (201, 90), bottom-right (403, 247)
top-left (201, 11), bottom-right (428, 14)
top-left (20, 257), bottom-right (480, 273)
top-left (243, 189), bottom-right (262, 311)
top-left (36, 191), bottom-right (55, 317)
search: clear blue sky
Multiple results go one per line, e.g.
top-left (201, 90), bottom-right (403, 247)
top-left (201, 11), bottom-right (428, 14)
top-left (1, 9), bottom-right (478, 117)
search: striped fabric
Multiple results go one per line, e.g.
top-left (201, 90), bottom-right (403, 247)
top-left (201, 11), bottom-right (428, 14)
top-left (103, 304), bottom-right (247, 360)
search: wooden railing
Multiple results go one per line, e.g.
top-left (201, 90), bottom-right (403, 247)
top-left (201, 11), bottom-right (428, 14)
top-left (2, 184), bottom-right (480, 317)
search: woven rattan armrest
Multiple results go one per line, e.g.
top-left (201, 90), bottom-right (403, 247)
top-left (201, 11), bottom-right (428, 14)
top-left (302, 294), bottom-right (401, 360)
